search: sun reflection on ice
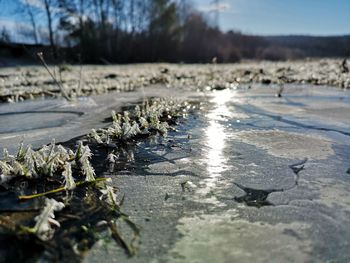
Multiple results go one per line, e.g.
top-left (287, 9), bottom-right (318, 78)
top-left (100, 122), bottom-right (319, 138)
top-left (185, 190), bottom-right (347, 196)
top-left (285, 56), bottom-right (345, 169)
top-left (196, 89), bottom-right (235, 203)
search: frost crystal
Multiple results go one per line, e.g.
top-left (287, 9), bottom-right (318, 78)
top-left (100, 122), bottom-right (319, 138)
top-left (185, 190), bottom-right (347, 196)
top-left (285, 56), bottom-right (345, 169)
top-left (100, 186), bottom-right (118, 208)
top-left (34, 198), bottom-right (65, 241)
top-left (62, 162), bottom-right (76, 190)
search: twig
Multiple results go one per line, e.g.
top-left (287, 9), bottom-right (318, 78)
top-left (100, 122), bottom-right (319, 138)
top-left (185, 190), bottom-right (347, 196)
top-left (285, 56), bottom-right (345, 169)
top-left (36, 52), bottom-right (71, 101)
top-left (77, 64), bottom-right (83, 96)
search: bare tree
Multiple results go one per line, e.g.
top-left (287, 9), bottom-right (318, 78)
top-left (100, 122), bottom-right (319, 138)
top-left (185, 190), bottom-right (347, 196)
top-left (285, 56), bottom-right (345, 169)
top-left (0, 27), bottom-right (11, 42)
top-left (23, 0), bottom-right (39, 44)
top-left (43, 0), bottom-right (56, 54)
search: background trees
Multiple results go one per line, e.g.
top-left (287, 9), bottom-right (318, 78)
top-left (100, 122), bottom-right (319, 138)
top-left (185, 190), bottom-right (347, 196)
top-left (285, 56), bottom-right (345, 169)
top-left (1, 0), bottom-right (350, 63)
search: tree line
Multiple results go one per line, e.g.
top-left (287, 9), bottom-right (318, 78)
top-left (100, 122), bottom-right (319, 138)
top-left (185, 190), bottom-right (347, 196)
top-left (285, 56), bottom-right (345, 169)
top-left (2, 0), bottom-right (350, 63)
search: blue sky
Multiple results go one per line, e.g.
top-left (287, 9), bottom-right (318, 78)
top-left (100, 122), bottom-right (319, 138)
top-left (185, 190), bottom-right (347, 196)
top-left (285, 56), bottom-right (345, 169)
top-left (194, 0), bottom-right (350, 35)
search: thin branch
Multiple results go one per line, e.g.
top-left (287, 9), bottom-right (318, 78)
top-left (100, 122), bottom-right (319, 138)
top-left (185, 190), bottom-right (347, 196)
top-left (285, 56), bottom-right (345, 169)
top-left (37, 52), bottom-right (72, 101)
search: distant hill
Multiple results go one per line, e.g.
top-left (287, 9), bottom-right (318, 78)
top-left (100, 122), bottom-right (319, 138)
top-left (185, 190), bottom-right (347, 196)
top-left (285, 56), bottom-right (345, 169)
top-left (263, 35), bottom-right (350, 58)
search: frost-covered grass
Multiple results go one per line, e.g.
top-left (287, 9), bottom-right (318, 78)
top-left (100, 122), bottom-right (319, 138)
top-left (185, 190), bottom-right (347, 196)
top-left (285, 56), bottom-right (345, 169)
top-left (89, 98), bottom-right (190, 144)
top-left (0, 97), bottom-right (190, 255)
top-left (0, 140), bottom-right (95, 188)
top-left (0, 140), bottom-right (134, 248)
top-left (32, 198), bottom-right (65, 241)
top-left (1, 60), bottom-right (349, 103)
top-left (0, 140), bottom-right (99, 241)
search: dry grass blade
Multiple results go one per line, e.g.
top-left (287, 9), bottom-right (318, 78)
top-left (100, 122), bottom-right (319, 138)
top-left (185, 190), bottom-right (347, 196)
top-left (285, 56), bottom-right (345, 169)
top-left (37, 52), bottom-right (72, 101)
top-left (18, 178), bottom-right (109, 200)
top-left (108, 221), bottom-right (135, 256)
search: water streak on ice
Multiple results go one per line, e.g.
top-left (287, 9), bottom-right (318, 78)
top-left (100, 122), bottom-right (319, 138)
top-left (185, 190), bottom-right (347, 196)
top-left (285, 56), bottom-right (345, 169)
top-left (196, 89), bottom-right (235, 203)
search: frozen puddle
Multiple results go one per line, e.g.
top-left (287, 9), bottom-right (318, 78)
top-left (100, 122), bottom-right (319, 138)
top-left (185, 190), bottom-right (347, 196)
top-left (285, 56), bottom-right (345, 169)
top-left (170, 213), bottom-right (312, 263)
top-left (164, 86), bottom-right (350, 263)
top-left (2, 84), bottom-right (350, 262)
top-left (232, 130), bottom-right (335, 160)
top-left (0, 87), bottom-right (196, 156)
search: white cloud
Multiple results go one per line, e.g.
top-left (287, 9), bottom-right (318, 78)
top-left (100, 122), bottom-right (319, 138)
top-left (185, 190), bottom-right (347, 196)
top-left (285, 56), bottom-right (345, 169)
top-left (0, 18), bottom-right (33, 32)
top-left (0, 18), bottom-right (31, 43)
top-left (21, 0), bottom-right (45, 10)
top-left (0, 18), bottom-right (48, 43)
top-left (21, 0), bottom-right (64, 15)
top-left (198, 2), bottom-right (232, 13)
